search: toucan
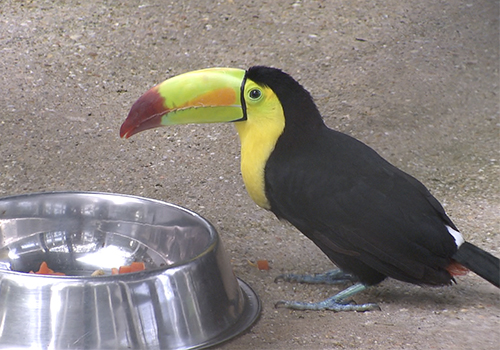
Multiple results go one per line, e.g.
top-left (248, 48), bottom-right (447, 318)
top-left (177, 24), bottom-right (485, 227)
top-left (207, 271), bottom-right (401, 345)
top-left (120, 66), bottom-right (499, 311)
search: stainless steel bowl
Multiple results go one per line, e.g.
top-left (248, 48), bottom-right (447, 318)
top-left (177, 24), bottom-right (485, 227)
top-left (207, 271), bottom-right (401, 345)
top-left (0, 192), bottom-right (260, 350)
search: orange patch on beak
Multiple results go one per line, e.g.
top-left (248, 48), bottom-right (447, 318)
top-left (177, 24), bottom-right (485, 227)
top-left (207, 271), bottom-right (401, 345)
top-left (183, 87), bottom-right (237, 108)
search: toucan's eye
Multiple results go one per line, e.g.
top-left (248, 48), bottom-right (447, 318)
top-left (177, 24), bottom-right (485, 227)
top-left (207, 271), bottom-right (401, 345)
top-left (248, 89), bottom-right (262, 100)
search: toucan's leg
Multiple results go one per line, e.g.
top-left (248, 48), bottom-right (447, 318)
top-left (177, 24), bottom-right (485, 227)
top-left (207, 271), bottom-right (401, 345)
top-left (275, 283), bottom-right (380, 312)
top-left (275, 269), bottom-right (357, 285)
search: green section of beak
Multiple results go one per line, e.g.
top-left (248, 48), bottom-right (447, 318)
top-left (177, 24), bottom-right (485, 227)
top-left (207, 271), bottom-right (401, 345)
top-left (158, 68), bottom-right (246, 124)
top-left (120, 68), bottom-right (246, 138)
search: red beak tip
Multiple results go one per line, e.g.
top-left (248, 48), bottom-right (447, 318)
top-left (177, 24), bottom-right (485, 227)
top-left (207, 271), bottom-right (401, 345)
top-left (119, 87), bottom-right (166, 139)
top-left (119, 124), bottom-right (131, 139)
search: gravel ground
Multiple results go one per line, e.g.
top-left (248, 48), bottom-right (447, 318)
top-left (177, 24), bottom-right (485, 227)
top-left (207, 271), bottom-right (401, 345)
top-left (1, 0), bottom-right (499, 349)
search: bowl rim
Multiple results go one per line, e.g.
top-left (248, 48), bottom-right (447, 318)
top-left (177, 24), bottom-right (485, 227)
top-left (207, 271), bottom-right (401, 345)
top-left (0, 191), bottom-right (220, 280)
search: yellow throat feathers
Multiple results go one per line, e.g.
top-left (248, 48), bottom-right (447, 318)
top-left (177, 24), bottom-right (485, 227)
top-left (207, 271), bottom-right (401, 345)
top-left (234, 85), bottom-right (285, 209)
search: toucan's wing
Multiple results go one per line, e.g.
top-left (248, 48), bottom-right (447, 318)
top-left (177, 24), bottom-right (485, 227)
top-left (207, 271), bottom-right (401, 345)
top-left (265, 126), bottom-right (458, 285)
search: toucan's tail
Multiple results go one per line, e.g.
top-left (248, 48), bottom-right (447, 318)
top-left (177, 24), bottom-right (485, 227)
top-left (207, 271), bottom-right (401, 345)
top-left (452, 242), bottom-right (500, 287)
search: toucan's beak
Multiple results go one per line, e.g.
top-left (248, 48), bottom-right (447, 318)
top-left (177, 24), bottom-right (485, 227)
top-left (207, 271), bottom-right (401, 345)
top-left (120, 68), bottom-right (246, 138)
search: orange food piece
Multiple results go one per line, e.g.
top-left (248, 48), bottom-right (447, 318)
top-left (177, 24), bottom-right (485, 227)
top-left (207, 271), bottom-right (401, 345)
top-left (31, 261), bottom-right (66, 276)
top-left (38, 261), bottom-right (51, 274)
top-left (256, 259), bottom-right (270, 271)
top-left (130, 261), bottom-right (146, 272)
top-left (118, 262), bottom-right (146, 274)
top-left (27, 261), bottom-right (146, 276)
top-left (118, 265), bottom-right (132, 274)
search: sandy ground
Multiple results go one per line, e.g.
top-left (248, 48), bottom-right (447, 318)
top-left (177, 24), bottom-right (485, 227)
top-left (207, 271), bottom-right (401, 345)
top-left (1, 0), bottom-right (499, 349)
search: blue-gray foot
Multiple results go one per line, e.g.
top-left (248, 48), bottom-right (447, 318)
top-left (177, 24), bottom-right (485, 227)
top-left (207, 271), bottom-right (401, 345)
top-left (275, 283), bottom-right (380, 312)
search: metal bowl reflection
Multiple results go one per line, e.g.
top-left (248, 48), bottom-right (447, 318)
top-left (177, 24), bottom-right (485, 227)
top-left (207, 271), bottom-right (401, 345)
top-left (0, 192), bottom-right (260, 350)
